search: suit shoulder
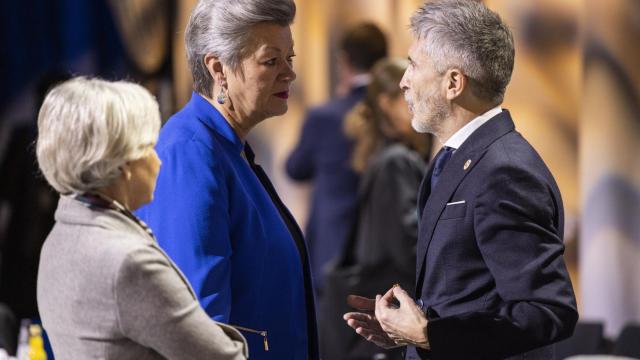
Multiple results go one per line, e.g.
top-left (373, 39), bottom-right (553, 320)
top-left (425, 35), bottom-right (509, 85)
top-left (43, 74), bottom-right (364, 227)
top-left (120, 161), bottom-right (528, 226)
top-left (485, 132), bottom-right (550, 169)
top-left (480, 131), bottom-right (559, 188)
top-left (40, 223), bottom-right (153, 285)
top-left (157, 113), bottom-right (225, 160)
top-left (86, 226), bottom-right (152, 261)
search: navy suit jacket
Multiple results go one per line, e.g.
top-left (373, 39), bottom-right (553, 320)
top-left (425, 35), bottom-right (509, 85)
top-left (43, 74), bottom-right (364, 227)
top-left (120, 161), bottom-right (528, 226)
top-left (407, 111), bottom-right (578, 359)
top-left (286, 86), bottom-right (366, 292)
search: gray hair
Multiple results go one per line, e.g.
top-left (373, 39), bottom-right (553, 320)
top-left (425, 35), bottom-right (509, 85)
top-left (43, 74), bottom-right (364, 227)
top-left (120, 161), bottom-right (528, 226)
top-left (185, 0), bottom-right (296, 97)
top-left (410, 0), bottom-right (514, 103)
top-left (36, 77), bottom-right (161, 194)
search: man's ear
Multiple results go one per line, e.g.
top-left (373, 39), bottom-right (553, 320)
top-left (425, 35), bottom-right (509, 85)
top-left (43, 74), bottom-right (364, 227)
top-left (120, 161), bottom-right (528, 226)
top-left (204, 53), bottom-right (226, 87)
top-left (444, 68), bottom-right (466, 100)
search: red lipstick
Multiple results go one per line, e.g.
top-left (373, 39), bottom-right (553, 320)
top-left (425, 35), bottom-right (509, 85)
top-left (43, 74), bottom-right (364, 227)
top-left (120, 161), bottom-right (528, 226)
top-left (274, 91), bottom-right (289, 99)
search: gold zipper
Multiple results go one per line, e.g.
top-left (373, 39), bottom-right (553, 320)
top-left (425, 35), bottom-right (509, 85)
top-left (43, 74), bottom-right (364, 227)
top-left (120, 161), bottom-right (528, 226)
top-left (229, 324), bottom-right (269, 351)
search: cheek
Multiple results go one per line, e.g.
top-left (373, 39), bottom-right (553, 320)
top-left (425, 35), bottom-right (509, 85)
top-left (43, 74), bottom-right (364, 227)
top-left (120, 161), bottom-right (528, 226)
top-left (246, 69), bottom-right (272, 93)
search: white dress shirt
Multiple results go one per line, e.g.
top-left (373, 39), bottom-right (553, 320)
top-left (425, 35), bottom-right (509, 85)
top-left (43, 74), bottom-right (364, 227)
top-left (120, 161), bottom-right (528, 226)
top-left (444, 106), bottom-right (503, 151)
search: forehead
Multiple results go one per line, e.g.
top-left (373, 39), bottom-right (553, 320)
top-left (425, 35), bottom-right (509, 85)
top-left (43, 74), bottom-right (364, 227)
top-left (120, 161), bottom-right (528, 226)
top-left (247, 23), bottom-right (293, 54)
top-left (408, 38), bottom-right (427, 61)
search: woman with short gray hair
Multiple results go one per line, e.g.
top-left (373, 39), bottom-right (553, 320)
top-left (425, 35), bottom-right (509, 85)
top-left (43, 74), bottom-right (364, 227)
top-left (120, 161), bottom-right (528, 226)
top-left (36, 77), bottom-right (248, 359)
top-left (137, 0), bottom-right (319, 359)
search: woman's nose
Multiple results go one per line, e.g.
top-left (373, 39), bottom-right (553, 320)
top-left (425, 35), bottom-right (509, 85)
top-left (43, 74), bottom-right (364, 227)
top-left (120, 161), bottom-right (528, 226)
top-left (281, 63), bottom-right (296, 82)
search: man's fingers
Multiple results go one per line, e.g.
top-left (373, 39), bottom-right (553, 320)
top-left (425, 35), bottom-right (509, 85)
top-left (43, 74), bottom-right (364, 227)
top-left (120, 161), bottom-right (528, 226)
top-left (347, 295), bottom-right (375, 311)
top-left (392, 285), bottom-right (413, 305)
top-left (343, 311), bottom-right (373, 322)
top-left (356, 328), bottom-right (397, 349)
top-left (377, 292), bottom-right (393, 309)
top-left (382, 286), bottom-right (395, 301)
top-left (356, 327), bottom-right (389, 343)
top-left (346, 318), bottom-right (370, 330)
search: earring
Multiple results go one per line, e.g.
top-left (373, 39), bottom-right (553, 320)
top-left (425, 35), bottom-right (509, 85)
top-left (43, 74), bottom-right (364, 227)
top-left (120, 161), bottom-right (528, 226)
top-left (217, 87), bottom-right (227, 105)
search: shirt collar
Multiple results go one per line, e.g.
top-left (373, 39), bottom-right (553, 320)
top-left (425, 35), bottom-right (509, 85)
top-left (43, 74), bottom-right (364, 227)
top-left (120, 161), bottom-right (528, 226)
top-left (444, 106), bottom-right (503, 150)
top-left (190, 92), bottom-right (245, 154)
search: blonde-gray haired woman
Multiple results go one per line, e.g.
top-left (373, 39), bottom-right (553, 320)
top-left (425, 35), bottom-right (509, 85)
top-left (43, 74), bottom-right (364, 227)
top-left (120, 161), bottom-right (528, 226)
top-left (36, 77), bottom-right (248, 359)
top-left (137, 1), bottom-right (319, 358)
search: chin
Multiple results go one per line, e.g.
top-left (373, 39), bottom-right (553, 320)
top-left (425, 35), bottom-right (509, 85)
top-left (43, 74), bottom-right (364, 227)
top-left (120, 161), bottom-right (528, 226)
top-left (267, 105), bottom-right (289, 118)
top-left (135, 195), bottom-right (153, 210)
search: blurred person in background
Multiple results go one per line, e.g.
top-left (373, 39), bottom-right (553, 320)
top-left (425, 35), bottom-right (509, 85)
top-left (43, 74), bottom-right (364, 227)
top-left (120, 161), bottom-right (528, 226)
top-left (321, 58), bottom-right (430, 360)
top-left (136, 0), bottom-right (319, 359)
top-left (0, 72), bottom-right (71, 323)
top-left (0, 71), bottom-right (70, 355)
top-left (343, 1), bottom-right (577, 359)
top-left (35, 77), bottom-right (248, 359)
top-left (286, 22), bottom-right (388, 297)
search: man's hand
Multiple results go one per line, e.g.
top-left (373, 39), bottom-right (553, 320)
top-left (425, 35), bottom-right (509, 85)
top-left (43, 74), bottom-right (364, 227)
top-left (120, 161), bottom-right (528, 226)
top-left (343, 295), bottom-right (403, 349)
top-left (375, 286), bottom-right (430, 349)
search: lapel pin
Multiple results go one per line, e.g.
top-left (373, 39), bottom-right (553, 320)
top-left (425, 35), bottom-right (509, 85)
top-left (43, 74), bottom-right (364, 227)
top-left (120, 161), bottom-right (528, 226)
top-left (464, 159), bottom-right (471, 170)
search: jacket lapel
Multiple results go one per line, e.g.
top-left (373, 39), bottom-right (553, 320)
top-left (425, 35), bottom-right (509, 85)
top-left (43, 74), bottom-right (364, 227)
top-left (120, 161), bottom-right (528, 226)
top-left (414, 111), bottom-right (517, 294)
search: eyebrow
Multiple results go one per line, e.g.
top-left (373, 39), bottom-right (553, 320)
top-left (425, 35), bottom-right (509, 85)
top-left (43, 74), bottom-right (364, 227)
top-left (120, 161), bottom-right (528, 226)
top-left (263, 45), bottom-right (295, 53)
top-left (265, 46), bottom-right (282, 53)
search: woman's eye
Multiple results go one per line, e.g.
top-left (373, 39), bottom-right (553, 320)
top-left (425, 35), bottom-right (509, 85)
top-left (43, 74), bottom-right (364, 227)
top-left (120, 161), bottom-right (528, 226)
top-left (265, 59), bottom-right (277, 66)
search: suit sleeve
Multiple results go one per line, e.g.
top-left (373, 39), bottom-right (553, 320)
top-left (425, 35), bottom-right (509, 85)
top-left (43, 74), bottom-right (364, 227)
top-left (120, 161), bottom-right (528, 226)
top-left (286, 111), bottom-right (319, 181)
top-left (115, 246), bottom-right (248, 359)
top-left (137, 139), bottom-right (233, 322)
top-left (427, 163), bottom-right (578, 359)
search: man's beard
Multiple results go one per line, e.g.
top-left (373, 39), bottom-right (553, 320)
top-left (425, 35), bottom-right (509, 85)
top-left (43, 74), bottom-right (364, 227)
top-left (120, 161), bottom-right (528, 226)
top-left (408, 91), bottom-right (449, 134)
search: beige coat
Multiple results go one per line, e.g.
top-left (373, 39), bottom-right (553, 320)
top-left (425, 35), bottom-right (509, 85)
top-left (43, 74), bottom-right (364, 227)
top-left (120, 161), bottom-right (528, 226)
top-left (37, 196), bottom-right (248, 359)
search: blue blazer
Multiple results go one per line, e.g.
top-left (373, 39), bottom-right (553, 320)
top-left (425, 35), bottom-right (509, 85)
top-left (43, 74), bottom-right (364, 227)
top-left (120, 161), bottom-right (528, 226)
top-left (407, 111), bottom-right (578, 359)
top-left (137, 93), bottom-right (319, 360)
top-left (286, 86), bottom-right (366, 292)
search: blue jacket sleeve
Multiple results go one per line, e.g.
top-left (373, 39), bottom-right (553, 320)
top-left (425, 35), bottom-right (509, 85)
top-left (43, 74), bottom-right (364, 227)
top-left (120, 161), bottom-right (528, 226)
top-left (139, 139), bottom-right (233, 322)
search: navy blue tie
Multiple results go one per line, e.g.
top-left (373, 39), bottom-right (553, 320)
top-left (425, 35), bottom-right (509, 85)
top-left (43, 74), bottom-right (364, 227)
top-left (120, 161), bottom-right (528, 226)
top-left (430, 146), bottom-right (454, 190)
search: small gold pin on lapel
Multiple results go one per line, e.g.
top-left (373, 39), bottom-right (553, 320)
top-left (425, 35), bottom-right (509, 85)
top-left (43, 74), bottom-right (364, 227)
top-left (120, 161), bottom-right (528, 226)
top-left (464, 159), bottom-right (471, 170)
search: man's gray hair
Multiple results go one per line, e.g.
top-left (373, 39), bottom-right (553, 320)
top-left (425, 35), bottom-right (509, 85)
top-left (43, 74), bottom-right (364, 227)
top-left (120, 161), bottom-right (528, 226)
top-left (185, 0), bottom-right (296, 97)
top-left (410, 0), bottom-right (514, 103)
top-left (36, 77), bottom-right (161, 194)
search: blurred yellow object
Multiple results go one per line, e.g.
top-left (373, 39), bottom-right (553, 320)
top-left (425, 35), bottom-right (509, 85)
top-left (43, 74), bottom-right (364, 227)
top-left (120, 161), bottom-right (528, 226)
top-left (28, 324), bottom-right (47, 360)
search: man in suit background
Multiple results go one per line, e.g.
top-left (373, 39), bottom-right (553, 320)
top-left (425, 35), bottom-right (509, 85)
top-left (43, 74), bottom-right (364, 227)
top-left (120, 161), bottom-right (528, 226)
top-left (286, 23), bottom-right (387, 296)
top-left (343, 1), bottom-right (578, 359)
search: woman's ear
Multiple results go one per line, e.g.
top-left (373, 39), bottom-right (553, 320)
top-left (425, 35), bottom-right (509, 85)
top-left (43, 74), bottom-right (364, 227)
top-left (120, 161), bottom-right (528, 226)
top-left (120, 164), bottom-right (132, 181)
top-left (444, 68), bottom-right (466, 100)
top-left (204, 53), bottom-right (226, 88)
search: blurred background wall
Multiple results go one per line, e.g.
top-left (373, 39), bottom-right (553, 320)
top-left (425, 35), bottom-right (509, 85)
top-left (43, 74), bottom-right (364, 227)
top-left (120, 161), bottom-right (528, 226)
top-left (0, 0), bottom-right (638, 340)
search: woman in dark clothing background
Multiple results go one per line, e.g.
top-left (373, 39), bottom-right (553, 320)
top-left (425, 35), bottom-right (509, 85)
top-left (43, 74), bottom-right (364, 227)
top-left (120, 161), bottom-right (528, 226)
top-left (320, 58), bottom-right (431, 360)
